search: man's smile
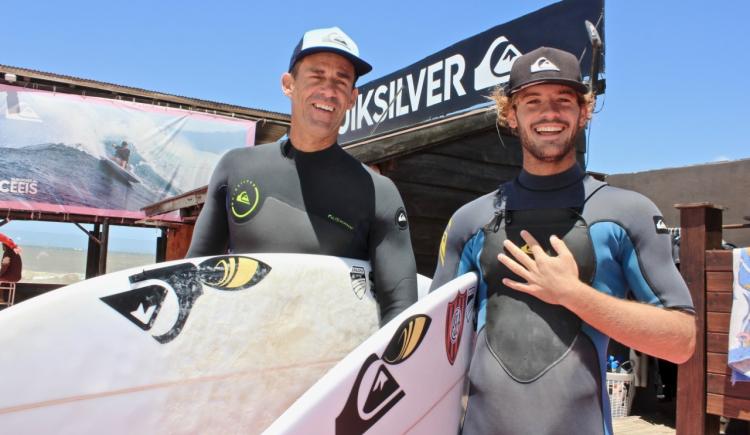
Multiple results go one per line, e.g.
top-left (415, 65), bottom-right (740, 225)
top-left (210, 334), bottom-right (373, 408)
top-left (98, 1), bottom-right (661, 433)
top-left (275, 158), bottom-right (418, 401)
top-left (532, 122), bottom-right (568, 136)
top-left (313, 102), bottom-right (335, 112)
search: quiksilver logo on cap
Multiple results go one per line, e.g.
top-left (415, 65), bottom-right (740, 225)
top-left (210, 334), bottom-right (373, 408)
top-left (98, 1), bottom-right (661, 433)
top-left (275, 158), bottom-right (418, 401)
top-left (326, 32), bottom-right (350, 49)
top-left (530, 57), bottom-right (560, 73)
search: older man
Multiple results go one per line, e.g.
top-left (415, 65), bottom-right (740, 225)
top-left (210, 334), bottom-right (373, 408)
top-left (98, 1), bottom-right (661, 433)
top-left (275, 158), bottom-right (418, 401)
top-left (188, 27), bottom-right (417, 325)
top-left (431, 47), bottom-right (695, 435)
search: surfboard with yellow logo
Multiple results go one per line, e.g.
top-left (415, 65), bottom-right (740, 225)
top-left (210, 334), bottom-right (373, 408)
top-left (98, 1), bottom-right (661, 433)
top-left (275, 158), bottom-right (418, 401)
top-left (0, 254), bottom-right (379, 434)
top-left (265, 272), bottom-right (478, 435)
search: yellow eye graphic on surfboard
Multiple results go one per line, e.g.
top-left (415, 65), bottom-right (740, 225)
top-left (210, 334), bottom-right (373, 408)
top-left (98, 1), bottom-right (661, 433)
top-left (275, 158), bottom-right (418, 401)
top-left (382, 314), bottom-right (431, 364)
top-left (198, 256), bottom-right (271, 290)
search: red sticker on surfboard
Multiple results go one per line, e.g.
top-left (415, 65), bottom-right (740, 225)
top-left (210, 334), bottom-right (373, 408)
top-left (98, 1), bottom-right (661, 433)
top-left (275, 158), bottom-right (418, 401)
top-left (445, 291), bottom-right (467, 365)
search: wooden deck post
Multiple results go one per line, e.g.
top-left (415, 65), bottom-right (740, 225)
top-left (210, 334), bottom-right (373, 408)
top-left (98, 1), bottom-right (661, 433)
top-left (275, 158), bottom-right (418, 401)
top-left (164, 224), bottom-right (194, 261)
top-left (675, 203), bottom-right (723, 435)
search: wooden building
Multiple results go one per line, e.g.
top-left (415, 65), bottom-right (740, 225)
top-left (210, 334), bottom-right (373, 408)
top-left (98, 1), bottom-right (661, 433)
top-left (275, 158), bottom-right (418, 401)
top-left (606, 159), bottom-right (750, 247)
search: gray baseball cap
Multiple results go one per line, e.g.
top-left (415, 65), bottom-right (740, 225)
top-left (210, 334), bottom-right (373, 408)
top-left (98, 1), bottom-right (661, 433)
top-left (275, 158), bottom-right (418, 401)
top-left (507, 46), bottom-right (588, 95)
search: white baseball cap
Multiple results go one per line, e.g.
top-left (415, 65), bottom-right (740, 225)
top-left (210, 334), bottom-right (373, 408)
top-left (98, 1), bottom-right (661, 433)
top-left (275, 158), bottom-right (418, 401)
top-left (288, 26), bottom-right (372, 77)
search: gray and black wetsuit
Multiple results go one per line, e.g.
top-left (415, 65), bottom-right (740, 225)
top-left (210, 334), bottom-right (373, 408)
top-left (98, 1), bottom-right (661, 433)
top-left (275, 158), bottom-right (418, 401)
top-left (430, 164), bottom-right (694, 435)
top-left (188, 139), bottom-right (417, 324)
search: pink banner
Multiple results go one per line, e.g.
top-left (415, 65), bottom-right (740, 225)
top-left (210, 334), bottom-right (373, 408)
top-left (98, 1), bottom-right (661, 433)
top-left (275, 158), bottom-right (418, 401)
top-left (0, 84), bottom-right (256, 219)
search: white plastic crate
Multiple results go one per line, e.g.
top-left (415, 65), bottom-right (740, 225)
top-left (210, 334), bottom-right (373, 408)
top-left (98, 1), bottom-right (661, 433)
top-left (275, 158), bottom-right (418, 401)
top-left (607, 371), bottom-right (635, 418)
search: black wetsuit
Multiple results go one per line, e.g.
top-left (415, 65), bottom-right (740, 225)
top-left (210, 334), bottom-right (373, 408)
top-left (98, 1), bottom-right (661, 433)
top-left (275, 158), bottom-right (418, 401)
top-left (430, 164), bottom-right (694, 435)
top-left (187, 139), bottom-right (417, 324)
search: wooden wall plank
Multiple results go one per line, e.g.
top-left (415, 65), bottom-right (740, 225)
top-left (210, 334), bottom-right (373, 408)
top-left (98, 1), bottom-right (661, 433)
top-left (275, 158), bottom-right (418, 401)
top-left (397, 182), bottom-right (479, 221)
top-left (165, 224), bottom-right (193, 261)
top-left (429, 131), bottom-right (523, 165)
top-left (706, 250), bottom-right (733, 272)
top-left (707, 373), bottom-right (750, 398)
top-left (707, 352), bottom-right (728, 374)
top-left (707, 271), bottom-right (734, 292)
top-left (386, 153), bottom-right (517, 194)
top-left (707, 312), bottom-right (730, 333)
top-left (707, 332), bottom-right (729, 353)
top-left (707, 291), bottom-right (732, 313)
top-left (707, 393), bottom-right (750, 420)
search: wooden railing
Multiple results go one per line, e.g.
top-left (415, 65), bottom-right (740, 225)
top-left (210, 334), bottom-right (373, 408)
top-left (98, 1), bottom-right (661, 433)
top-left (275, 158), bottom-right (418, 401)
top-left (676, 203), bottom-right (750, 434)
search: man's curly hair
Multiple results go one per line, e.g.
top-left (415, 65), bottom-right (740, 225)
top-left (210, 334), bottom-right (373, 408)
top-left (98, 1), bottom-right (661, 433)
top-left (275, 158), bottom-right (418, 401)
top-left (491, 86), bottom-right (595, 132)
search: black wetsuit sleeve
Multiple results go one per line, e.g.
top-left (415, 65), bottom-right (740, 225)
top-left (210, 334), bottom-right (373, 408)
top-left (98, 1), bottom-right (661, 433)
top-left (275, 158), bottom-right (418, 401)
top-left (430, 215), bottom-right (466, 291)
top-left (369, 177), bottom-right (417, 325)
top-left (186, 152), bottom-right (231, 258)
top-left (429, 192), bottom-right (496, 291)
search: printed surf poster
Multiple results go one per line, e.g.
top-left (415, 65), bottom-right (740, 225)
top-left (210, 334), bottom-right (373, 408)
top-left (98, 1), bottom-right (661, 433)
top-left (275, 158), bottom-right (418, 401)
top-left (728, 247), bottom-right (750, 382)
top-left (0, 84), bottom-right (256, 219)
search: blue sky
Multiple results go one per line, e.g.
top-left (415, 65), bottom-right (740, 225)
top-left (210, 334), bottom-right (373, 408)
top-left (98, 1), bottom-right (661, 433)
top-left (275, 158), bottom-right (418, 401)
top-left (2, 0), bottom-right (748, 251)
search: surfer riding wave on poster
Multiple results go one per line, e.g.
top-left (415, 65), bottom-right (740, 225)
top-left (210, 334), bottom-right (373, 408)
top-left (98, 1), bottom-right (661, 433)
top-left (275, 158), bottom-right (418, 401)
top-left (111, 141), bottom-right (131, 169)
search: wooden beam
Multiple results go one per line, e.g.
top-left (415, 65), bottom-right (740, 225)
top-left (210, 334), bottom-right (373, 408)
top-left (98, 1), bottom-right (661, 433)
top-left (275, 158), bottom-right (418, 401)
top-left (707, 373), bottom-right (750, 399)
top-left (343, 107), bottom-right (498, 164)
top-left (0, 64), bottom-right (290, 124)
top-left (142, 186), bottom-right (208, 217)
top-left (707, 394), bottom-right (750, 420)
top-left (675, 203), bottom-right (723, 435)
top-left (98, 221), bottom-right (110, 276)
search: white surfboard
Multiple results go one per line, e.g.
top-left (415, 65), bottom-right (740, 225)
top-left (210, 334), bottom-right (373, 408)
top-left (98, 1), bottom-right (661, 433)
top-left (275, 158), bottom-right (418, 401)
top-left (100, 156), bottom-right (140, 183)
top-left (0, 253), bottom-right (380, 434)
top-left (265, 272), bottom-right (478, 435)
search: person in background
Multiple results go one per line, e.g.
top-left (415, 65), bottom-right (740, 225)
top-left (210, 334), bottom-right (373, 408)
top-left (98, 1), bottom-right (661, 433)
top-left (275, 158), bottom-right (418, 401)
top-left (0, 233), bottom-right (22, 283)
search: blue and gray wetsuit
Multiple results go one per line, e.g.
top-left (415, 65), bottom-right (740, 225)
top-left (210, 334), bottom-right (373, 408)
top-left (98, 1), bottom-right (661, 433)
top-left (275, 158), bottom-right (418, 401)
top-left (430, 163), bottom-right (694, 435)
top-left (188, 139), bottom-right (417, 325)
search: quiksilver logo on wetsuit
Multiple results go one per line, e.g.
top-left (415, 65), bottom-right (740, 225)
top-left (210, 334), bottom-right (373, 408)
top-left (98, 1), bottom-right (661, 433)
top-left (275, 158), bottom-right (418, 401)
top-left (230, 179), bottom-right (260, 222)
top-left (395, 207), bottom-right (408, 230)
top-left (653, 216), bottom-right (669, 234)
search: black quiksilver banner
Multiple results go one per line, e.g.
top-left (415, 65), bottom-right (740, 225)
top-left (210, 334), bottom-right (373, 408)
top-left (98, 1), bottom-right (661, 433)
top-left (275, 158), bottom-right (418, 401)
top-left (339, 0), bottom-right (604, 144)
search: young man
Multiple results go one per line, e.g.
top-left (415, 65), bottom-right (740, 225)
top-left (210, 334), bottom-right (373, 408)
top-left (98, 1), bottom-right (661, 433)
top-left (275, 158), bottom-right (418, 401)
top-left (187, 27), bottom-right (417, 325)
top-left (430, 47), bottom-right (695, 435)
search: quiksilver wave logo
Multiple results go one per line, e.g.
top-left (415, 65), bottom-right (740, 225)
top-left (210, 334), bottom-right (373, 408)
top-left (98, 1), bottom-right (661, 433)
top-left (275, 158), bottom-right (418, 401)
top-left (473, 36), bottom-right (522, 91)
top-left (653, 216), bottom-right (669, 234)
top-left (230, 179), bottom-right (260, 222)
top-left (395, 207), bottom-right (408, 230)
top-left (336, 315), bottom-right (430, 434)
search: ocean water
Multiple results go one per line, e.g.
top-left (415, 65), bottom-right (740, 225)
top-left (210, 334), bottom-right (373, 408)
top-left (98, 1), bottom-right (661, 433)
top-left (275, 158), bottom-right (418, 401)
top-left (0, 143), bottom-right (181, 211)
top-left (20, 245), bottom-right (155, 285)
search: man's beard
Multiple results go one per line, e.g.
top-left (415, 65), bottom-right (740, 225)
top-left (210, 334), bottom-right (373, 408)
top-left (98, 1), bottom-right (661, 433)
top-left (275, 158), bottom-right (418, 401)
top-left (518, 120), bottom-right (581, 163)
